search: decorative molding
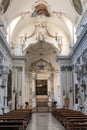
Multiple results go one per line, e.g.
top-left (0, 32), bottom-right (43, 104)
top-left (0, 0), bottom-right (10, 15)
top-left (13, 66), bottom-right (23, 71)
top-left (61, 65), bottom-right (73, 71)
top-left (29, 59), bottom-right (54, 72)
top-left (82, 49), bottom-right (87, 62)
top-left (20, 22), bottom-right (62, 51)
top-left (0, 31), bottom-right (12, 58)
top-left (72, 0), bottom-right (83, 15)
top-left (70, 24), bottom-right (87, 58)
top-left (17, 66), bottom-right (23, 72)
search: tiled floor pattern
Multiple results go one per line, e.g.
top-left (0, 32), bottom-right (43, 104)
top-left (26, 113), bottom-right (65, 130)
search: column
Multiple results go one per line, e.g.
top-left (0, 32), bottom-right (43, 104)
top-left (17, 67), bottom-right (23, 108)
top-left (50, 73), bottom-right (54, 101)
top-left (48, 76), bottom-right (51, 98)
top-left (0, 65), bottom-right (9, 113)
top-left (12, 66), bottom-right (18, 110)
top-left (60, 65), bottom-right (73, 108)
top-left (60, 66), bottom-right (66, 107)
top-left (25, 73), bottom-right (30, 108)
top-left (12, 66), bottom-right (24, 109)
top-left (2, 66), bottom-right (9, 112)
top-left (32, 72), bottom-right (36, 108)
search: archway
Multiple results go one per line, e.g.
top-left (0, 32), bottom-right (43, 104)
top-left (25, 41), bottom-right (60, 108)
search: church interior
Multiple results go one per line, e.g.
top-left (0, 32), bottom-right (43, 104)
top-left (0, 0), bottom-right (87, 129)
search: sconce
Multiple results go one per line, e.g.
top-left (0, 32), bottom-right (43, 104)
top-left (13, 87), bottom-right (22, 96)
top-left (63, 90), bottom-right (65, 95)
top-left (79, 104), bottom-right (84, 112)
top-left (81, 80), bottom-right (86, 89)
top-left (0, 64), bottom-right (3, 77)
top-left (85, 94), bottom-right (87, 99)
top-left (77, 76), bottom-right (81, 81)
top-left (2, 107), bottom-right (4, 114)
top-left (0, 85), bottom-right (5, 89)
top-left (0, 80), bottom-right (6, 89)
top-left (19, 90), bottom-right (22, 96)
top-left (69, 86), bottom-right (73, 93)
top-left (13, 87), bottom-right (16, 93)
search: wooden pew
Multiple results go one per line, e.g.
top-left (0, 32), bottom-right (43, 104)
top-left (0, 121), bottom-right (24, 130)
top-left (52, 108), bottom-right (87, 130)
top-left (67, 117), bottom-right (87, 130)
top-left (0, 109), bottom-right (32, 130)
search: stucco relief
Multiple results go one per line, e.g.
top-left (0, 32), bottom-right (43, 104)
top-left (72, 0), bottom-right (83, 15)
top-left (0, 0), bottom-right (10, 15)
top-left (29, 59), bottom-right (54, 72)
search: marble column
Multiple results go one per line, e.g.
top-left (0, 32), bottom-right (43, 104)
top-left (60, 69), bottom-right (66, 107)
top-left (32, 72), bottom-right (36, 108)
top-left (50, 73), bottom-right (54, 101)
top-left (60, 65), bottom-right (73, 108)
top-left (12, 65), bottom-right (25, 109)
top-left (2, 66), bottom-right (9, 112)
top-left (12, 66), bottom-right (18, 110)
top-left (17, 67), bottom-right (23, 108)
top-left (48, 77), bottom-right (51, 98)
top-left (84, 87), bottom-right (87, 114)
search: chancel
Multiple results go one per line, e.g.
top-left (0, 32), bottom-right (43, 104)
top-left (0, 0), bottom-right (87, 130)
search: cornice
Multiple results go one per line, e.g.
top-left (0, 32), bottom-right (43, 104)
top-left (56, 55), bottom-right (70, 61)
top-left (0, 31), bottom-right (12, 58)
top-left (70, 23), bottom-right (87, 58)
top-left (12, 55), bottom-right (26, 61)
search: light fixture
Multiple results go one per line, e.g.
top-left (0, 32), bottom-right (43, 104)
top-left (13, 87), bottom-right (16, 93)
top-left (19, 90), bottom-right (22, 96)
top-left (0, 64), bottom-right (3, 77)
top-left (69, 86), bottom-right (73, 93)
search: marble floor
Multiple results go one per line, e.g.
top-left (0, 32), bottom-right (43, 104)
top-left (26, 113), bottom-right (65, 130)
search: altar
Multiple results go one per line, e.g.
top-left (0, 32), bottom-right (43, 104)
top-left (36, 96), bottom-right (49, 112)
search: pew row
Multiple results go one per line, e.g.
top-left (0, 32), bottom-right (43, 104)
top-left (0, 109), bottom-right (32, 130)
top-left (52, 108), bottom-right (87, 130)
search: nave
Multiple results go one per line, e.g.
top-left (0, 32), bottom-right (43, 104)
top-left (27, 112), bottom-right (65, 130)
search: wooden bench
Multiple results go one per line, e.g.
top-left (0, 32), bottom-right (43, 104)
top-left (0, 121), bottom-right (24, 130)
top-left (52, 108), bottom-right (87, 130)
top-left (0, 109), bottom-right (32, 130)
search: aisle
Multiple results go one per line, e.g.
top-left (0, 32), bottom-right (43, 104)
top-left (26, 113), bottom-right (65, 130)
